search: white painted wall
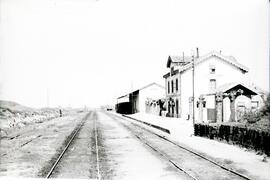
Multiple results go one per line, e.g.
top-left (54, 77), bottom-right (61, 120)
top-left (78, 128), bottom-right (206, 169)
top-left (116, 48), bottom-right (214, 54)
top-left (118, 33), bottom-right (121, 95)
top-left (138, 84), bottom-right (165, 113)
top-left (180, 69), bottom-right (193, 121)
top-left (199, 95), bottom-right (216, 123)
top-left (223, 97), bottom-right (231, 122)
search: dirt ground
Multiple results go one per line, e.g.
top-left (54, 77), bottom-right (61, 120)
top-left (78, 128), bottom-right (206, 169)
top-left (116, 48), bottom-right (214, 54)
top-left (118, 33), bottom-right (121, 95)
top-left (0, 111), bottom-right (88, 178)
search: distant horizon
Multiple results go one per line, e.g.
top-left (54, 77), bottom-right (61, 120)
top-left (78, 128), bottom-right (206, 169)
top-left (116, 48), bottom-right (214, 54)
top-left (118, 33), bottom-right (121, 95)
top-left (0, 99), bottom-right (97, 109)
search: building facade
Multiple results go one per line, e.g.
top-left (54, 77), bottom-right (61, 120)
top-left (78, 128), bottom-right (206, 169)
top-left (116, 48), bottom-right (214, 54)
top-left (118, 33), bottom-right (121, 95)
top-left (163, 51), bottom-right (264, 122)
top-left (116, 82), bottom-right (165, 115)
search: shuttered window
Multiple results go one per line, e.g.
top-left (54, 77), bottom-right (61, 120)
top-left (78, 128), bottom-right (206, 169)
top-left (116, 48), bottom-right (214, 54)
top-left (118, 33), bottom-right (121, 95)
top-left (171, 80), bottom-right (174, 93)
top-left (176, 99), bottom-right (179, 115)
top-left (176, 78), bottom-right (178, 91)
top-left (168, 81), bottom-right (170, 94)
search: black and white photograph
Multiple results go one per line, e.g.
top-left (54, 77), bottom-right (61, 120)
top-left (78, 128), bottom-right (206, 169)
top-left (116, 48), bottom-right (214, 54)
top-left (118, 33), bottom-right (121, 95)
top-left (0, 0), bottom-right (269, 179)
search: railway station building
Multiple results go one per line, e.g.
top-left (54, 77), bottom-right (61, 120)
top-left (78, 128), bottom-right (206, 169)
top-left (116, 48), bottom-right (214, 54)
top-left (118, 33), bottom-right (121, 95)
top-left (163, 50), bottom-right (265, 123)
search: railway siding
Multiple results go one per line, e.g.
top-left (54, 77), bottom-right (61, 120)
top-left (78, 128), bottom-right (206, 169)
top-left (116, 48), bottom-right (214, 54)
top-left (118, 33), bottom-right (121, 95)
top-left (40, 112), bottom-right (94, 178)
top-left (0, 112), bottom-right (89, 178)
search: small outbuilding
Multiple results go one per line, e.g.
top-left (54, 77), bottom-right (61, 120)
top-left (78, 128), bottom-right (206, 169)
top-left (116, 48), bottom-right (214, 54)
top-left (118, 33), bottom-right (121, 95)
top-left (116, 82), bottom-right (165, 115)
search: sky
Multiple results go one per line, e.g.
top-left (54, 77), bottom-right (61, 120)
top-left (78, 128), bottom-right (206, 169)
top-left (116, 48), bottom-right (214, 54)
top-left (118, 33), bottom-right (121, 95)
top-left (0, 0), bottom-right (269, 108)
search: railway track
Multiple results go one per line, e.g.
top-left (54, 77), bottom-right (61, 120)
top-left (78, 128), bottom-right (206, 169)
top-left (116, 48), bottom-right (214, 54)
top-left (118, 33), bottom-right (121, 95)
top-left (44, 112), bottom-right (94, 179)
top-left (42, 111), bottom-right (253, 179)
top-left (94, 111), bottom-right (102, 180)
top-left (106, 112), bottom-right (251, 180)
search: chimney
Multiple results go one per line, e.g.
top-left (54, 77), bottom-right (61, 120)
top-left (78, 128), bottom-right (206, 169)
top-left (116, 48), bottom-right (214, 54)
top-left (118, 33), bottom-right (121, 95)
top-left (196, 47), bottom-right (199, 58)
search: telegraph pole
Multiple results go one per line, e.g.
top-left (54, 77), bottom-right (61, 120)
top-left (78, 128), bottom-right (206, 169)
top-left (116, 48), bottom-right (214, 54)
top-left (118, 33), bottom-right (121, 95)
top-left (192, 48), bottom-right (199, 127)
top-left (192, 53), bottom-right (195, 127)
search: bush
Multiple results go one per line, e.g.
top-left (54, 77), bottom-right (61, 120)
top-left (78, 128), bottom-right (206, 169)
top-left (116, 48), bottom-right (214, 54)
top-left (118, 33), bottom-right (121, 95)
top-left (194, 123), bottom-right (270, 156)
top-left (241, 110), bottom-right (261, 124)
top-left (238, 94), bottom-right (269, 126)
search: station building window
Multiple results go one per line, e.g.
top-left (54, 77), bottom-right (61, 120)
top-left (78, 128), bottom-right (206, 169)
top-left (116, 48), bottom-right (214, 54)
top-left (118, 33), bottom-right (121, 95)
top-left (171, 67), bottom-right (174, 75)
top-left (176, 99), bottom-right (179, 115)
top-left (209, 79), bottom-right (216, 91)
top-left (171, 80), bottom-right (174, 93)
top-left (176, 78), bottom-right (178, 91)
top-left (168, 81), bottom-right (170, 94)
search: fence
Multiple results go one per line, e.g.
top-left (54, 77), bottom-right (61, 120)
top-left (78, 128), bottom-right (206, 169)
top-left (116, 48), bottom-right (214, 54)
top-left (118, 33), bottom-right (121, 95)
top-left (194, 123), bottom-right (270, 156)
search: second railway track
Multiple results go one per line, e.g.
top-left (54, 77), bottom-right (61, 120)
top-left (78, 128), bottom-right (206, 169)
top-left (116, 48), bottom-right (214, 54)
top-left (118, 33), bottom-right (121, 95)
top-left (106, 112), bottom-right (251, 180)
top-left (44, 112), bottom-right (93, 178)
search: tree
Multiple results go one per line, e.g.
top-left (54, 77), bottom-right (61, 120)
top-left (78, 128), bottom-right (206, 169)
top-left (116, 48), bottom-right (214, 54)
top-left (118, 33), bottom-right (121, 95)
top-left (260, 93), bottom-right (270, 117)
